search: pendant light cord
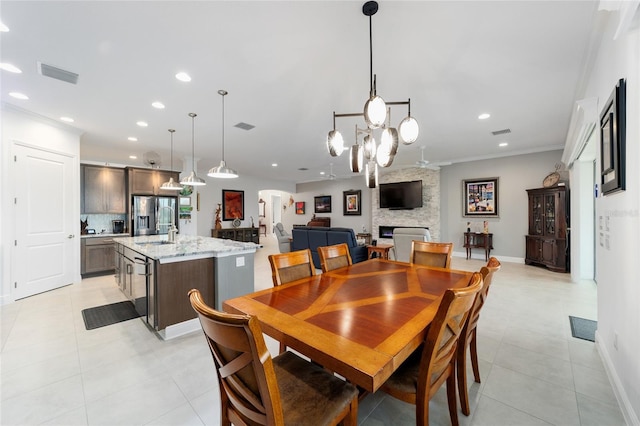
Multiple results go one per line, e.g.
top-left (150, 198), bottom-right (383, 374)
top-left (190, 113), bottom-right (197, 170)
top-left (221, 93), bottom-right (225, 162)
top-left (369, 14), bottom-right (373, 97)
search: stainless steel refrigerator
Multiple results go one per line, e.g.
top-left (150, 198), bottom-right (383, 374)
top-left (131, 196), bottom-right (178, 236)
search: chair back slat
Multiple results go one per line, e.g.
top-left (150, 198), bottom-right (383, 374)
top-left (318, 243), bottom-right (353, 272)
top-left (268, 249), bottom-right (315, 286)
top-left (410, 241), bottom-right (454, 268)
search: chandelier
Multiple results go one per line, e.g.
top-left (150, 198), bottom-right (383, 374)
top-left (326, 1), bottom-right (419, 188)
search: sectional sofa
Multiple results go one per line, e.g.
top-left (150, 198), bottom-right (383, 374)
top-left (291, 226), bottom-right (368, 269)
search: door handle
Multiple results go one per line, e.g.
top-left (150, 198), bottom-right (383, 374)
top-left (67, 234), bottom-right (75, 239)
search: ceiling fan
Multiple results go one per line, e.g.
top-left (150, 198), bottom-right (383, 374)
top-left (416, 146), bottom-right (451, 170)
top-left (321, 163), bottom-right (337, 180)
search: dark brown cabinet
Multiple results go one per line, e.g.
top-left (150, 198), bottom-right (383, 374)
top-left (81, 237), bottom-right (116, 276)
top-left (81, 165), bottom-right (126, 214)
top-left (126, 167), bottom-right (181, 195)
top-left (525, 186), bottom-right (569, 272)
top-left (211, 227), bottom-right (259, 244)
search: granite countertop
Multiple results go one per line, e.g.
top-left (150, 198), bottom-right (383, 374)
top-left (113, 234), bottom-right (259, 260)
top-left (81, 233), bottom-right (129, 238)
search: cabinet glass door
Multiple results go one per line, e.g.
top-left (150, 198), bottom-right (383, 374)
top-left (531, 194), bottom-right (543, 235)
top-left (544, 193), bottom-right (556, 236)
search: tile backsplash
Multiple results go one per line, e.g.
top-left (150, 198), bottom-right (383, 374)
top-left (82, 213), bottom-right (127, 234)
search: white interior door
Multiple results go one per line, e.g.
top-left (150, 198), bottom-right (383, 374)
top-left (13, 145), bottom-right (75, 299)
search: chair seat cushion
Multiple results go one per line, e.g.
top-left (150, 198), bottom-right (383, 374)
top-left (274, 351), bottom-right (358, 425)
top-left (381, 348), bottom-right (421, 397)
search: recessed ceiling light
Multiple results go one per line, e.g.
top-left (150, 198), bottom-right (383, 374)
top-left (60, 116), bottom-right (74, 123)
top-left (320, 171), bottom-right (325, 175)
top-left (151, 101), bottom-right (165, 109)
top-left (175, 72), bottom-right (191, 82)
top-left (136, 121), bottom-right (148, 127)
top-left (499, 142), bottom-right (508, 147)
top-left (478, 113), bottom-right (491, 120)
top-left (0, 63), bottom-right (21, 73)
top-left (129, 155), bottom-right (137, 159)
top-left (128, 137), bottom-right (138, 142)
top-left (0, 22), bottom-right (9, 32)
top-left (9, 92), bottom-right (28, 100)
top-left (272, 163), bottom-right (278, 167)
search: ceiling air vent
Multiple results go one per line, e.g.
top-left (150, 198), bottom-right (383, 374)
top-left (234, 122), bottom-right (255, 131)
top-left (37, 62), bottom-right (79, 84)
top-left (491, 128), bottom-right (511, 136)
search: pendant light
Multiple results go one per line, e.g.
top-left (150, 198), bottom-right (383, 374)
top-left (326, 1), bottom-right (419, 187)
top-left (160, 129), bottom-right (183, 190)
top-left (180, 113), bottom-right (206, 186)
top-left (208, 89), bottom-right (238, 178)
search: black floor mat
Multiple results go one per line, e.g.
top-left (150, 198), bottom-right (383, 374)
top-left (82, 301), bottom-right (141, 330)
top-left (569, 316), bottom-right (597, 342)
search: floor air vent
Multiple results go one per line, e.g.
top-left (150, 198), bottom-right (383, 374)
top-left (38, 62), bottom-right (79, 84)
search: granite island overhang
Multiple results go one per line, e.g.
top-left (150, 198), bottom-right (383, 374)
top-left (113, 234), bottom-right (259, 339)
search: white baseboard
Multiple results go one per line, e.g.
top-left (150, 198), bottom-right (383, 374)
top-left (596, 330), bottom-right (640, 425)
top-left (157, 318), bottom-right (201, 340)
top-left (452, 251), bottom-right (523, 264)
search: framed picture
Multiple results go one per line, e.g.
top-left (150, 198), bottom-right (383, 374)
top-left (179, 196), bottom-right (191, 206)
top-left (295, 201), bottom-right (305, 215)
top-left (222, 189), bottom-right (244, 221)
top-left (462, 178), bottom-right (499, 217)
top-left (314, 195), bottom-right (332, 213)
top-left (600, 78), bottom-right (626, 196)
top-left (343, 190), bottom-right (361, 216)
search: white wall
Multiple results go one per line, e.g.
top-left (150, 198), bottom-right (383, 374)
top-left (583, 6), bottom-right (640, 423)
top-left (193, 172), bottom-right (295, 237)
top-left (440, 150), bottom-right (563, 260)
top-left (1, 106), bottom-right (82, 302)
top-left (296, 175), bottom-right (371, 235)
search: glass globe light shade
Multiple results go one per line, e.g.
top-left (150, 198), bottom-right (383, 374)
top-left (326, 130), bottom-right (344, 157)
top-left (365, 161), bottom-right (379, 188)
top-left (399, 115), bottom-right (419, 144)
top-left (376, 143), bottom-right (393, 168)
top-left (364, 95), bottom-right (386, 129)
top-left (381, 127), bottom-right (399, 156)
top-left (363, 134), bottom-right (377, 160)
top-left (349, 144), bottom-right (364, 173)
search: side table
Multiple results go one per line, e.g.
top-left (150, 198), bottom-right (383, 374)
top-left (367, 244), bottom-right (393, 260)
top-left (463, 232), bottom-right (493, 261)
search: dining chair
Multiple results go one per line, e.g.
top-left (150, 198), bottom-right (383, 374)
top-left (410, 241), bottom-right (454, 269)
top-left (268, 248), bottom-right (316, 353)
top-left (457, 257), bottom-right (501, 415)
top-left (391, 228), bottom-right (432, 262)
top-left (188, 289), bottom-right (359, 426)
top-left (268, 248), bottom-right (316, 286)
top-left (379, 272), bottom-right (484, 426)
top-left (318, 243), bottom-right (353, 273)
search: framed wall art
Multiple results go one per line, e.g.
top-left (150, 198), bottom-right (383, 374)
top-left (222, 189), bottom-right (244, 221)
top-left (295, 201), bottom-right (305, 215)
top-left (463, 177), bottom-right (499, 217)
top-left (343, 190), bottom-right (361, 216)
top-left (600, 78), bottom-right (626, 196)
top-left (314, 195), bottom-right (332, 213)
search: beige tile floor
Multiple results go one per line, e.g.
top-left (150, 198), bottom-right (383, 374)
top-left (0, 235), bottom-right (625, 425)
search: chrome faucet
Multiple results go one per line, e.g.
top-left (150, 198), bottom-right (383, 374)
top-left (157, 206), bottom-right (178, 243)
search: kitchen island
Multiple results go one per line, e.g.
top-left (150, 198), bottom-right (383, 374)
top-left (114, 234), bottom-right (258, 339)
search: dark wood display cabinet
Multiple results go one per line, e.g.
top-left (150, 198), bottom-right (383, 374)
top-left (211, 227), bottom-right (259, 244)
top-left (525, 186), bottom-right (569, 272)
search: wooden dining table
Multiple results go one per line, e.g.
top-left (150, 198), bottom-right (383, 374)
top-left (223, 258), bottom-right (473, 393)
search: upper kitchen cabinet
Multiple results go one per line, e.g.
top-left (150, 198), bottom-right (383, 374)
top-left (81, 165), bottom-right (126, 214)
top-left (126, 167), bottom-right (181, 196)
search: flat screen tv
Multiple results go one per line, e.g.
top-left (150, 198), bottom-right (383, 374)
top-left (379, 180), bottom-right (423, 209)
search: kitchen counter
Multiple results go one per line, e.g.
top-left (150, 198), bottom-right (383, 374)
top-left (114, 234), bottom-right (259, 262)
top-left (114, 234), bottom-right (257, 338)
top-left (81, 232), bottom-right (129, 238)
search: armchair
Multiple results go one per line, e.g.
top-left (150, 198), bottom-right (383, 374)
top-left (274, 223), bottom-right (291, 253)
top-left (391, 228), bottom-right (431, 262)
